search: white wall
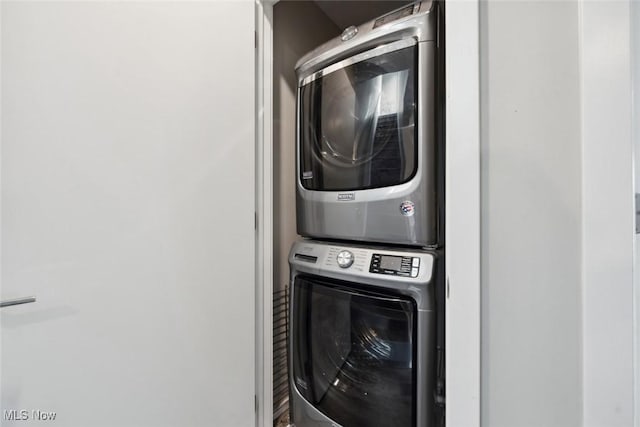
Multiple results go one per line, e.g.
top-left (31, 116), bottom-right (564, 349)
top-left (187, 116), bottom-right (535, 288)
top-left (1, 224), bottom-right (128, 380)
top-left (581, 1), bottom-right (634, 427)
top-left (480, 2), bottom-right (583, 426)
top-left (581, 2), bottom-right (634, 427)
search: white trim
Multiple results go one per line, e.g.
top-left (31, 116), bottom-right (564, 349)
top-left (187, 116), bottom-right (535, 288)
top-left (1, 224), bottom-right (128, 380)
top-left (444, 1), bottom-right (481, 427)
top-left (632, 1), bottom-right (640, 425)
top-left (581, 1), bottom-right (635, 426)
top-left (0, 0), bottom-right (4, 411)
top-left (255, 1), bottom-right (274, 426)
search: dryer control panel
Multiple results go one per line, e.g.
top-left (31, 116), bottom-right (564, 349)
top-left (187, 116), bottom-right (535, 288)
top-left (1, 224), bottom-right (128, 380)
top-left (370, 254), bottom-right (420, 278)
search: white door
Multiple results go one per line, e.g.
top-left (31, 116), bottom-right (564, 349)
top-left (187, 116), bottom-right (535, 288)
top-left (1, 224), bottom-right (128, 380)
top-left (1, 2), bottom-right (255, 426)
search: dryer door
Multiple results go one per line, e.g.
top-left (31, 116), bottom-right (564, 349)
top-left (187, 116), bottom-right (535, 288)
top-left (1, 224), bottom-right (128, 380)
top-left (292, 275), bottom-right (417, 427)
top-left (299, 43), bottom-right (418, 191)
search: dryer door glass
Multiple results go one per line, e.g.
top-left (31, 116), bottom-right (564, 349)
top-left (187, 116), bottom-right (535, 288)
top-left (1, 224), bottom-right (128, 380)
top-left (292, 275), bottom-right (417, 427)
top-left (299, 45), bottom-right (417, 191)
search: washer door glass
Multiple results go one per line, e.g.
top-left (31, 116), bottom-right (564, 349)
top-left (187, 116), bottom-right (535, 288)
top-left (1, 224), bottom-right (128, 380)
top-left (299, 45), bottom-right (417, 191)
top-left (292, 275), bottom-right (417, 427)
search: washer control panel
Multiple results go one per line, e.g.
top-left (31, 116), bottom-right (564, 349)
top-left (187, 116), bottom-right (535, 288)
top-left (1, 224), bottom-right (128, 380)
top-left (370, 253), bottom-right (420, 278)
top-left (290, 241), bottom-right (434, 283)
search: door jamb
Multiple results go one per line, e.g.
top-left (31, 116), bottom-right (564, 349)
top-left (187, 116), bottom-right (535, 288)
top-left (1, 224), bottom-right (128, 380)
top-left (444, 2), bottom-right (481, 426)
top-left (255, 1), bottom-right (275, 426)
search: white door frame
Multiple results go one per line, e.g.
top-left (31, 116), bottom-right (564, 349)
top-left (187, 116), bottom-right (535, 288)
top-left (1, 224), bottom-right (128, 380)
top-left (255, 1), bottom-right (275, 426)
top-left (254, 1), bottom-right (481, 425)
top-left (635, 2), bottom-right (640, 424)
top-left (632, 0), bottom-right (640, 425)
top-left (444, 2), bottom-right (481, 426)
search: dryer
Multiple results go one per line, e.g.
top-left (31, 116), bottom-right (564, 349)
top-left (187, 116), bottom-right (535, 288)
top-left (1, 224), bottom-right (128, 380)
top-left (295, 1), bottom-right (444, 247)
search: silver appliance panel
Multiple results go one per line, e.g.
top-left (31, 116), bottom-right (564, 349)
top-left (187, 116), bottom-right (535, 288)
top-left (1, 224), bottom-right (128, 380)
top-left (295, 1), bottom-right (437, 84)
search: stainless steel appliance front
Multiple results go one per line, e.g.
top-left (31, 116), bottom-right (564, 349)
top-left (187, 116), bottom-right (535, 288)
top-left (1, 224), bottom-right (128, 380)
top-left (295, 1), bottom-right (443, 247)
top-left (288, 240), bottom-right (438, 427)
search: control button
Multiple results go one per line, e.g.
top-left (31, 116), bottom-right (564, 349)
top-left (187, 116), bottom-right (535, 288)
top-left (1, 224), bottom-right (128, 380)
top-left (337, 250), bottom-right (355, 268)
top-left (411, 267), bottom-right (419, 277)
top-left (412, 257), bottom-right (420, 268)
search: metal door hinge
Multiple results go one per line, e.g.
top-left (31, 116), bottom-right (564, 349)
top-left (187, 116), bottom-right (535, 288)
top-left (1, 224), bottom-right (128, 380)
top-left (255, 395), bottom-right (258, 412)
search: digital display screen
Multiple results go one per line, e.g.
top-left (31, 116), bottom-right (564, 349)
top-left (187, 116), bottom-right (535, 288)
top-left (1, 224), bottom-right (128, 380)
top-left (373, 4), bottom-right (417, 29)
top-left (380, 255), bottom-right (403, 271)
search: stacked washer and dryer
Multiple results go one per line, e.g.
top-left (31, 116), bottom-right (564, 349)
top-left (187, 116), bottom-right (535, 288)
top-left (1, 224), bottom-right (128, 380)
top-left (288, 2), bottom-right (445, 427)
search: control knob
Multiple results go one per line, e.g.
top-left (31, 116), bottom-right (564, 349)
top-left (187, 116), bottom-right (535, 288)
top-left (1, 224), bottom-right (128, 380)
top-left (336, 250), bottom-right (354, 268)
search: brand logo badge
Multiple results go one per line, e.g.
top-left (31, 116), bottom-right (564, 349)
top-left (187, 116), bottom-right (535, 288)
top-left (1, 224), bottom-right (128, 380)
top-left (341, 25), bottom-right (358, 42)
top-left (337, 193), bottom-right (355, 201)
top-left (400, 201), bottom-right (415, 216)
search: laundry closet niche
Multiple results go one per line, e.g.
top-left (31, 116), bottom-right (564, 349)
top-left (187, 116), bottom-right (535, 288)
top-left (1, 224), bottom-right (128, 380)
top-left (271, 1), bottom-right (416, 425)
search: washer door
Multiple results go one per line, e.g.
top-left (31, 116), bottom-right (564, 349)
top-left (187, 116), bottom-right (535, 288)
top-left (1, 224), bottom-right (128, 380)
top-left (292, 275), bottom-right (417, 427)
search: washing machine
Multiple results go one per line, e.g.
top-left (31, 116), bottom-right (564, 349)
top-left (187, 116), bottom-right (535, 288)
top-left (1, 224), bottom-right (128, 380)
top-left (288, 240), bottom-right (443, 427)
top-left (295, 1), bottom-right (444, 247)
